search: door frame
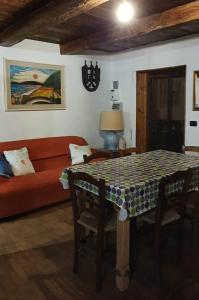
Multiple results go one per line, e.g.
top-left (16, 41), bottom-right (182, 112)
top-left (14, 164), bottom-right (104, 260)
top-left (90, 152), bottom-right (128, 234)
top-left (136, 65), bottom-right (186, 153)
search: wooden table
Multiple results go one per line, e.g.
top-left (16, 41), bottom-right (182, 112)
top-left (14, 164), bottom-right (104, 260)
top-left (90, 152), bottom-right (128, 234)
top-left (60, 150), bottom-right (199, 291)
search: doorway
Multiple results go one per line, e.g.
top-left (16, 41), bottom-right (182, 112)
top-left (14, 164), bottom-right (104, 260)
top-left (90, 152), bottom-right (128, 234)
top-left (136, 66), bottom-right (186, 153)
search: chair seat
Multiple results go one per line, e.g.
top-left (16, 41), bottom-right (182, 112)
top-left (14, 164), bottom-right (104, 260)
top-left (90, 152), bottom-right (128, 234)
top-left (77, 211), bottom-right (116, 233)
top-left (142, 209), bottom-right (181, 226)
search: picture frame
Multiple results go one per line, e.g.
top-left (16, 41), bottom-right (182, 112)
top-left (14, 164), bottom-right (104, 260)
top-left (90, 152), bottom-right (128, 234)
top-left (4, 59), bottom-right (65, 111)
top-left (193, 70), bottom-right (199, 111)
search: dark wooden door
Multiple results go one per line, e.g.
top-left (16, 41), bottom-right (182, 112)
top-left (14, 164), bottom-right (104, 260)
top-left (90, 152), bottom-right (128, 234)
top-left (148, 67), bottom-right (185, 153)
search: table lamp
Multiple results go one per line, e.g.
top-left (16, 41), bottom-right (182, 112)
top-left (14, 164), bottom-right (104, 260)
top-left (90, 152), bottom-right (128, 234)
top-left (100, 111), bottom-right (124, 150)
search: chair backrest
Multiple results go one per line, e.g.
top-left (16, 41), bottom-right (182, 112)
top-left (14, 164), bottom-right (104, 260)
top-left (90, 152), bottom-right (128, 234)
top-left (83, 151), bottom-right (112, 163)
top-left (67, 170), bottom-right (106, 232)
top-left (118, 147), bottom-right (138, 157)
top-left (183, 146), bottom-right (199, 157)
top-left (157, 170), bottom-right (191, 220)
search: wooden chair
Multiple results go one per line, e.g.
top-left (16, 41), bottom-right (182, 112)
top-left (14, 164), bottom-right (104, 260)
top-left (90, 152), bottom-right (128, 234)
top-left (83, 151), bottom-right (112, 163)
top-left (67, 170), bottom-right (115, 291)
top-left (141, 170), bottom-right (191, 278)
top-left (117, 147), bottom-right (138, 157)
top-left (183, 146), bottom-right (199, 247)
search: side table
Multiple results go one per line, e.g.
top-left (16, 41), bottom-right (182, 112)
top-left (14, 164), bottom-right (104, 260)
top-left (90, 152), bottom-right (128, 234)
top-left (96, 148), bottom-right (119, 158)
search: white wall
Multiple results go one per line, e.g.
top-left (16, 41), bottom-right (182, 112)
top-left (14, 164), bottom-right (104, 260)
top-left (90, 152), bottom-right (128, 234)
top-left (110, 37), bottom-right (199, 147)
top-left (0, 40), bottom-right (111, 147)
top-left (2, 37), bottom-right (199, 148)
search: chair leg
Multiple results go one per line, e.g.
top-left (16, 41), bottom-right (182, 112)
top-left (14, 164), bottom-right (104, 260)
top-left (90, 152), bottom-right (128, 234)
top-left (73, 224), bottom-right (80, 273)
top-left (192, 197), bottom-right (199, 248)
top-left (193, 211), bottom-right (198, 249)
top-left (155, 220), bottom-right (161, 280)
top-left (96, 232), bottom-right (104, 292)
top-left (96, 261), bottom-right (103, 292)
top-left (155, 231), bottom-right (161, 280)
top-left (177, 217), bottom-right (184, 262)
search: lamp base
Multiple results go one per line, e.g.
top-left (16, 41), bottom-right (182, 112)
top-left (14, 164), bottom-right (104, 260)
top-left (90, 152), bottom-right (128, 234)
top-left (103, 131), bottom-right (119, 150)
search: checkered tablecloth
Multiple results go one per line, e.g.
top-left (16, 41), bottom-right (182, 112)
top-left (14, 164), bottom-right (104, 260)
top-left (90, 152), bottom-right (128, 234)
top-left (60, 150), bottom-right (199, 218)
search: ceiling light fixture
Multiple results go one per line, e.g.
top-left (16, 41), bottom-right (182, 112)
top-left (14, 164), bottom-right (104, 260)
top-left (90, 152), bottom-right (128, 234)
top-left (116, 1), bottom-right (134, 23)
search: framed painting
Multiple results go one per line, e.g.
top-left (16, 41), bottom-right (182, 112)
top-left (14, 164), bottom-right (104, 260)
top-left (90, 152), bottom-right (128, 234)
top-left (193, 70), bottom-right (199, 111)
top-left (4, 60), bottom-right (65, 111)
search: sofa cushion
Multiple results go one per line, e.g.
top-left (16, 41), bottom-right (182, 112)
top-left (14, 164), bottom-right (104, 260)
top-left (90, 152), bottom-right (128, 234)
top-left (0, 136), bottom-right (88, 161)
top-left (69, 144), bottom-right (92, 165)
top-left (0, 167), bottom-right (64, 196)
top-left (4, 147), bottom-right (35, 176)
top-left (32, 155), bottom-right (72, 172)
top-left (0, 154), bottom-right (13, 178)
top-left (0, 167), bottom-right (70, 218)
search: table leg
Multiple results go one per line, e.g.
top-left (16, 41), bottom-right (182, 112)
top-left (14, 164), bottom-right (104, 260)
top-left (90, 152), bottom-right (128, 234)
top-left (116, 211), bottom-right (130, 291)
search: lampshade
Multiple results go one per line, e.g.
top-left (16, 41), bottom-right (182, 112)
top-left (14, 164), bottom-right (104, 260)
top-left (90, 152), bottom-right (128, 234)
top-left (100, 111), bottom-right (124, 131)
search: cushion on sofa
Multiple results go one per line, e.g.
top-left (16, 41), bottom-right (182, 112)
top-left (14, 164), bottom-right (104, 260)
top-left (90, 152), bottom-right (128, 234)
top-left (69, 144), bottom-right (92, 165)
top-left (0, 167), bottom-right (64, 195)
top-left (0, 167), bottom-right (69, 218)
top-left (4, 147), bottom-right (35, 176)
top-left (0, 154), bottom-right (13, 178)
top-left (32, 155), bottom-right (72, 172)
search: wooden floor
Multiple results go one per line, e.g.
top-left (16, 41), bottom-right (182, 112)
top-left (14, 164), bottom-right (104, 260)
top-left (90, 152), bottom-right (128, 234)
top-left (0, 202), bottom-right (73, 255)
top-left (0, 203), bottom-right (199, 300)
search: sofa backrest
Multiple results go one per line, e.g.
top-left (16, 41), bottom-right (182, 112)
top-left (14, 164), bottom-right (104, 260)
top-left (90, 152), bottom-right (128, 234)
top-left (0, 136), bottom-right (88, 171)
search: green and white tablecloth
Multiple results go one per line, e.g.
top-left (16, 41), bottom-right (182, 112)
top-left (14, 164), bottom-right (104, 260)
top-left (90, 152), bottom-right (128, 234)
top-left (60, 150), bottom-right (199, 219)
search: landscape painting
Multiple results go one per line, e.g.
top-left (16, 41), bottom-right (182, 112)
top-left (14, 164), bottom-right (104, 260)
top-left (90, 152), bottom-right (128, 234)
top-left (5, 60), bottom-right (65, 111)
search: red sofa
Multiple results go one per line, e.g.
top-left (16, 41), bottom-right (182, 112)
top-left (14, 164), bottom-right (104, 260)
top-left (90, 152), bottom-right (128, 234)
top-left (0, 136), bottom-right (89, 218)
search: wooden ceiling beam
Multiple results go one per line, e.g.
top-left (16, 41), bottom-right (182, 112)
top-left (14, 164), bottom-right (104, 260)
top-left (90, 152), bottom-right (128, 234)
top-left (0, 0), bottom-right (110, 46)
top-left (60, 0), bottom-right (199, 54)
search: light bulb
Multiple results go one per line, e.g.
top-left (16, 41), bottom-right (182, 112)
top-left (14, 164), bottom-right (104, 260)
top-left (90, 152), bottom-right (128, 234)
top-left (116, 1), bottom-right (134, 23)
